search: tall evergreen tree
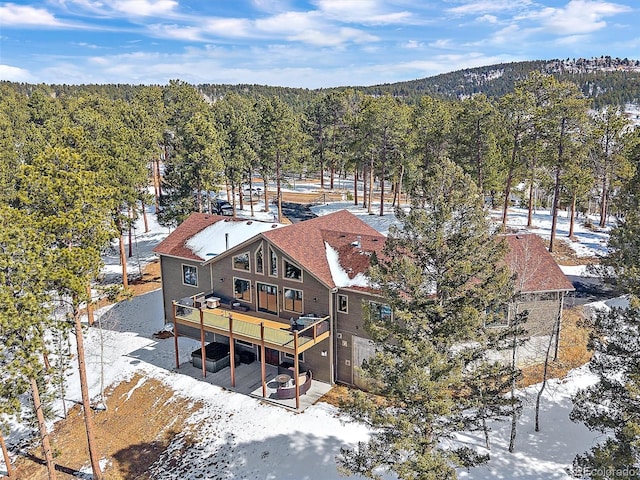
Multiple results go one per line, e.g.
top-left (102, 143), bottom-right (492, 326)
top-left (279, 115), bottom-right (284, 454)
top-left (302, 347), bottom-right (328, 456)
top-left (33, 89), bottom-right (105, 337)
top-left (0, 205), bottom-right (58, 480)
top-left (571, 130), bottom-right (640, 476)
top-left (338, 159), bottom-right (513, 479)
top-left (257, 96), bottom-right (306, 222)
top-left (18, 146), bottom-right (115, 480)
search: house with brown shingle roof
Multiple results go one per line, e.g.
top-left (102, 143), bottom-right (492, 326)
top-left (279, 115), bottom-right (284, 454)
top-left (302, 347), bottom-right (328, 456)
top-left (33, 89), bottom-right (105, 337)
top-left (154, 210), bottom-right (574, 395)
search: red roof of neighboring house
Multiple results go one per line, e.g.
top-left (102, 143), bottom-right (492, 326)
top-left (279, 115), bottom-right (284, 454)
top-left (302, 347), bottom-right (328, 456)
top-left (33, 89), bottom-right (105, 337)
top-left (503, 234), bottom-right (575, 293)
top-left (153, 213), bottom-right (228, 261)
top-left (262, 210), bottom-right (385, 288)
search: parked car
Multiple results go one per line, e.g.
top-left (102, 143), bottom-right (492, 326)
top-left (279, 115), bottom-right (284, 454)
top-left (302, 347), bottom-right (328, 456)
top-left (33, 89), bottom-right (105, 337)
top-left (243, 186), bottom-right (263, 197)
top-left (212, 199), bottom-right (233, 216)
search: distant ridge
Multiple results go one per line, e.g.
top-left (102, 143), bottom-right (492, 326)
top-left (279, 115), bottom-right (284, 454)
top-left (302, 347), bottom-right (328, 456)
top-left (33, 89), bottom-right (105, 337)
top-left (354, 57), bottom-right (640, 107)
top-left (5, 56), bottom-right (640, 109)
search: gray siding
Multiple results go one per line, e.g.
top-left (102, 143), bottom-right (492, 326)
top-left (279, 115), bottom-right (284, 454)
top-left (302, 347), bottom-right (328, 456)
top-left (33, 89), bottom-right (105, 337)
top-left (159, 256), bottom-right (212, 324)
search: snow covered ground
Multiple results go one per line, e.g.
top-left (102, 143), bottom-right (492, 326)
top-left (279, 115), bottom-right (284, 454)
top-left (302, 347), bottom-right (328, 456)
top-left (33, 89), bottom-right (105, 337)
top-left (1, 194), bottom-right (617, 479)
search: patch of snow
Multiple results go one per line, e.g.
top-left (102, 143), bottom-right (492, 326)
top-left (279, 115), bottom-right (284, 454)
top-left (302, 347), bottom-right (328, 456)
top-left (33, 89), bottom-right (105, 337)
top-left (325, 242), bottom-right (370, 288)
top-left (186, 219), bottom-right (284, 259)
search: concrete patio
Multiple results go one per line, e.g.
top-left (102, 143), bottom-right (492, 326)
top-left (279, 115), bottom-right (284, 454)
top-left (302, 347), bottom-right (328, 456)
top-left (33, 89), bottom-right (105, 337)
top-left (175, 358), bottom-right (333, 411)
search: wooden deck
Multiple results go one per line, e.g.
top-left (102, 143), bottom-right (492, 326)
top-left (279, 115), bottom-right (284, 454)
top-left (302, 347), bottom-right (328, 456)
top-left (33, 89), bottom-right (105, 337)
top-left (173, 302), bottom-right (330, 355)
top-left (171, 299), bottom-right (331, 410)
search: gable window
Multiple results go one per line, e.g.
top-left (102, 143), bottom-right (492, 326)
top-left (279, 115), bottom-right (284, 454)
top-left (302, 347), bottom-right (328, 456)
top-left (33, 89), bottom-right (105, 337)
top-left (283, 258), bottom-right (302, 281)
top-left (234, 278), bottom-right (251, 302)
top-left (368, 301), bottom-right (392, 322)
top-left (269, 247), bottom-right (278, 277)
top-left (182, 264), bottom-right (198, 287)
top-left (283, 288), bottom-right (303, 313)
top-left (255, 245), bottom-right (264, 274)
top-left (337, 294), bottom-right (348, 313)
top-left (233, 252), bottom-right (250, 271)
top-left (257, 282), bottom-right (278, 315)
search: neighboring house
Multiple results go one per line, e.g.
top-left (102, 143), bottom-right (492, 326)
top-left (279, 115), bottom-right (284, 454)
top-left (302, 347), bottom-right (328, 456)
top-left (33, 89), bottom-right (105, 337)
top-left (500, 233), bottom-right (575, 364)
top-left (153, 211), bottom-right (575, 400)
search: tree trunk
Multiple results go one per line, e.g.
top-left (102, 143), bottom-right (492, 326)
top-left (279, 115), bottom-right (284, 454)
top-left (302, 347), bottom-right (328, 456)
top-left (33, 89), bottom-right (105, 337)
top-left (568, 192), bottom-right (577, 238)
top-left (237, 182), bottom-right (244, 212)
top-left (527, 155), bottom-right (537, 228)
top-left (0, 432), bottom-right (13, 479)
top-left (549, 166), bottom-right (562, 253)
top-left (368, 157), bottom-right (374, 215)
top-left (30, 377), bottom-right (57, 480)
top-left (509, 330), bottom-right (518, 453)
top-left (535, 314), bottom-right (560, 432)
top-left (502, 167), bottom-right (514, 230)
top-left (231, 184), bottom-right (238, 218)
top-left (86, 282), bottom-right (94, 327)
top-left (362, 165), bottom-right (367, 209)
top-left (599, 174), bottom-right (608, 228)
top-left (248, 175), bottom-right (255, 217)
top-left (262, 175), bottom-right (269, 213)
top-left (141, 198), bottom-right (149, 233)
top-left (73, 307), bottom-right (103, 480)
top-left (276, 157), bottom-right (282, 223)
top-left (330, 163), bottom-right (335, 189)
top-left (119, 225), bottom-right (128, 289)
top-left (128, 207), bottom-right (133, 258)
top-left (379, 161), bottom-right (385, 217)
top-left (353, 167), bottom-right (358, 206)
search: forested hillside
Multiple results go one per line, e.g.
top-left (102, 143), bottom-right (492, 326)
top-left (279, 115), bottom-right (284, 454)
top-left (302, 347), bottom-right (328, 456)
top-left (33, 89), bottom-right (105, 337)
top-left (5, 57), bottom-right (640, 110)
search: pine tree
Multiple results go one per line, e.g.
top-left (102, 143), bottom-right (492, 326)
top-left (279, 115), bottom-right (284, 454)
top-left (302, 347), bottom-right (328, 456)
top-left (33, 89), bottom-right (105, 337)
top-left (570, 306), bottom-right (640, 476)
top-left (0, 205), bottom-right (59, 480)
top-left (338, 159), bottom-right (513, 479)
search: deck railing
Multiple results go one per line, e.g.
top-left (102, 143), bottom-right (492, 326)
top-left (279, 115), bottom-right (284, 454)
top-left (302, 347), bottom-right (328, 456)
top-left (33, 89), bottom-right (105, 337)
top-left (173, 296), bottom-right (329, 353)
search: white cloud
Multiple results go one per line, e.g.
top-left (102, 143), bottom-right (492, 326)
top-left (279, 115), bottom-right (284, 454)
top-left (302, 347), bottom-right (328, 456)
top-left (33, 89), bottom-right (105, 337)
top-left (402, 40), bottom-right (423, 49)
top-left (147, 24), bottom-right (205, 41)
top-left (0, 64), bottom-right (33, 82)
top-left (202, 18), bottom-right (252, 38)
top-left (0, 4), bottom-right (63, 27)
top-left (534, 0), bottom-right (631, 35)
top-left (447, 0), bottom-right (532, 15)
top-left (314, 0), bottom-right (413, 24)
top-left (111, 0), bottom-right (178, 17)
top-left (477, 14), bottom-right (499, 24)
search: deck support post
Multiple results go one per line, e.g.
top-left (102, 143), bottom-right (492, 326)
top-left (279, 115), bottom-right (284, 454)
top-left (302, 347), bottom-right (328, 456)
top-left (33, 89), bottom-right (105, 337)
top-left (229, 315), bottom-right (236, 387)
top-left (294, 332), bottom-right (300, 410)
top-left (199, 308), bottom-right (206, 378)
top-left (173, 302), bottom-right (180, 369)
top-left (260, 323), bottom-right (266, 398)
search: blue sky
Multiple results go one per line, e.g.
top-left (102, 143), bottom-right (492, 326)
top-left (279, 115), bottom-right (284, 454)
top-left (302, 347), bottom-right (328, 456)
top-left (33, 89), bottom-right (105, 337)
top-left (0, 0), bottom-right (638, 88)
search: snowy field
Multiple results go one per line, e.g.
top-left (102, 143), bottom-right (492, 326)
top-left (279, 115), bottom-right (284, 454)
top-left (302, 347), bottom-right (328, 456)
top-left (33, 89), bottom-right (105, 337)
top-left (2, 194), bottom-right (617, 479)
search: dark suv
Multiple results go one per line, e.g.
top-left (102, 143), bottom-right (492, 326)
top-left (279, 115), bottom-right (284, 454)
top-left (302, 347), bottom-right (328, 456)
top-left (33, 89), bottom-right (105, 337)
top-left (213, 199), bottom-right (233, 216)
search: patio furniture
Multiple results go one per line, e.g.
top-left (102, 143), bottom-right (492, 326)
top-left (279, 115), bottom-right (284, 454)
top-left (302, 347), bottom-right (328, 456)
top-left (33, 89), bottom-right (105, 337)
top-left (276, 370), bottom-right (313, 400)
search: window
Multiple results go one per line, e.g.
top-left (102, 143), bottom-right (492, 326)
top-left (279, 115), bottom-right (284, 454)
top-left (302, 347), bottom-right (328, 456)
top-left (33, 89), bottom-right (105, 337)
top-left (257, 282), bottom-right (278, 315)
top-left (234, 278), bottom-right (251, 302)
top-left (368, 301), bottom-right (392, 322)
top-left (182, 264), bottom-right (198, 287)
top-left (233, 252), bottom-right (250, 271)
top-left (282, 351), bottom-right (304, 363)
top-left (269, 247), bottom-right (278, 277)
top-left (255, 245), bottom-right (264, 274)
top-left (337, 294), bottom-right (348, 313)
top-left (283, 288), bottom-right (303, 313)
top-left (283, 258), bottom-right (302, 281)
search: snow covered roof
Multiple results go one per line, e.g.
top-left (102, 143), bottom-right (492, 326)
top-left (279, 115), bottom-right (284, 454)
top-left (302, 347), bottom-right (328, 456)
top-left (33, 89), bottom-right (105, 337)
top-left (153, 213), bottom-right (283, 262)
top-left (187, 218), bottom-right (283, 260)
